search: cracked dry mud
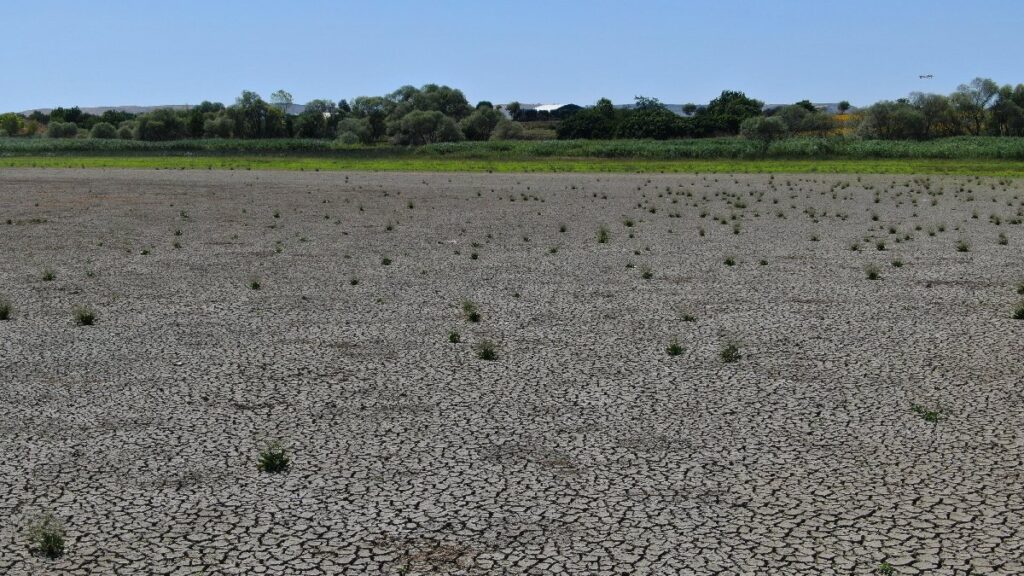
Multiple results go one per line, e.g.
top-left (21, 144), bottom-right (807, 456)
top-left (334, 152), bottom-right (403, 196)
top-left (1, 169), bottom-right (1022, 575)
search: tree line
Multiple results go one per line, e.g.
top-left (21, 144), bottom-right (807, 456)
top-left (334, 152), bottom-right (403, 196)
top-left (1, 77), bottom-right (1021, 143)
top-left (0, 85), bottom-right (517, 144)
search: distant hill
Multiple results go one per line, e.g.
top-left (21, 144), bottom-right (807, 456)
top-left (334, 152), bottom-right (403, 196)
top-left (17, 103), bottom-right (308, 116)
top-left (17, 102), bottom-right (852, 118)
top-left (764, 102), bottom-right (852, 114)
top-left (19, 105), bottom-right (190, 116)
top-left (614, 103), bottom-right (698, 117)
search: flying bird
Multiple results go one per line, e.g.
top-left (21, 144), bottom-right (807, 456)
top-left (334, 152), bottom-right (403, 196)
top-left (919, 74), bottom-right (934, 79)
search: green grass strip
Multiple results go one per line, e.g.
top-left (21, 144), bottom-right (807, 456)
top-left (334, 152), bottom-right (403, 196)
top-left (3, 155), bottom-right (1024, 177)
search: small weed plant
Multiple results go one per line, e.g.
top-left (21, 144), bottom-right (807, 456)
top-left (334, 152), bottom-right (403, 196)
top-left (27, 513), bottom-right (65, 559)
top-left (462, 300), bottom-right (481, 323)
top-left (475, 339), bottom-right (498, 361)
top-left (257, 440), bottom-right (290, 473)
top-left (719, 341), bottom-right (741, 363)
top-left (73, 306), bottom-right (96, 326)
top-left (666, 339), bottom-right (684, 356)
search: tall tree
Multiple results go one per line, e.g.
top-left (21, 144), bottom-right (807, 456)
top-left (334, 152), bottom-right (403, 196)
top-left (506, 101), bottom-right (522, 121)
top-left (910, 93), bottom-right (957, 137)
top-left (697, 91), bottom-right (764, 134)
top-left (270, 90), bottom-right (294, 115)
top-left (951, 77), bottom-right (998, 135)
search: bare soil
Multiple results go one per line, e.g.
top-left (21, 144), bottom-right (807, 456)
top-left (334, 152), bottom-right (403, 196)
top-left (1, 169), bottom-right (1022, 575)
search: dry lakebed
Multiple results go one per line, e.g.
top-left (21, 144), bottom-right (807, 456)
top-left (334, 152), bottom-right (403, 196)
top-left (1, 169), bottom-right (1022, 575)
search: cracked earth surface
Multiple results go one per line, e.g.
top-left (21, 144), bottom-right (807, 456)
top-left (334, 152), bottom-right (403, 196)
top-left (1, 169), bottom-right (1022, 575)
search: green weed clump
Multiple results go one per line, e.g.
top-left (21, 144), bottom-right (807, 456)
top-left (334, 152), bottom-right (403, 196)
top-left (665, 339), bottom-right (684, 357)
top-left (475, 339), bottom-right (498, 361)
top-left (719, 341), bottom-right (741, 363)
top-left (462, 300), bottom-right (481, 323)
top-left (257, 440), bottom-right (290, 473)
top-left (0, 296), bottom-right (10, 320)
top-left (73, 306), bottom-right (96, 326)
top-left (27, 512), bottom-right (65, 559)
top-left (911, 404), bottom-right (940, 423)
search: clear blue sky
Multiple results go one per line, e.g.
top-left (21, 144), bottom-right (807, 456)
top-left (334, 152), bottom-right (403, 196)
top-left (3, 0), bottom-right (1022, 112)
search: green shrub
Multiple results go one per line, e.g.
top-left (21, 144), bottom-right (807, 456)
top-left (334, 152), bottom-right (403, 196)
top-left (257, 440), bottom-right (290, 473)
top-left (448, 330), bottom-right (461, 343)
top-left (475, 339), bottom-right (497, 360)
top-left (490, 120), bottom-right (526, 141)
top-left (462, 300), bottom-right (481, 323)
top-left (865, 264), bottom-right (881, 280)
top-left (597, 225), bottom-right (609, 244)
top-left (46, 121), bottom-right (78, 138)
top-left (956, 239), bottom-right (970, 252)
top-left (740, 116), bottom-right (788, 152)
top-left (89, 122), bottom-right (117, 139)
top-left (460, 107), bottom-right (503, 141)
top-left (665, 339), bottom-right (683, 356)
top-left (203, 116), bottom-right (233, 138)
top-left (26, 512), bottom-right (65, 558)
top-left (391, 110), bottom-right (463, 145)
top-left (73, 306), bottom-right (96, 326)
top-left (0, 296), bottom-right (10, 320)
top-left (719, 341), bottom-right (741, 363)
top-left (1013, 301), bottom-right (1024, 320)
top-left (911, 404), bottom-right (940, 423)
